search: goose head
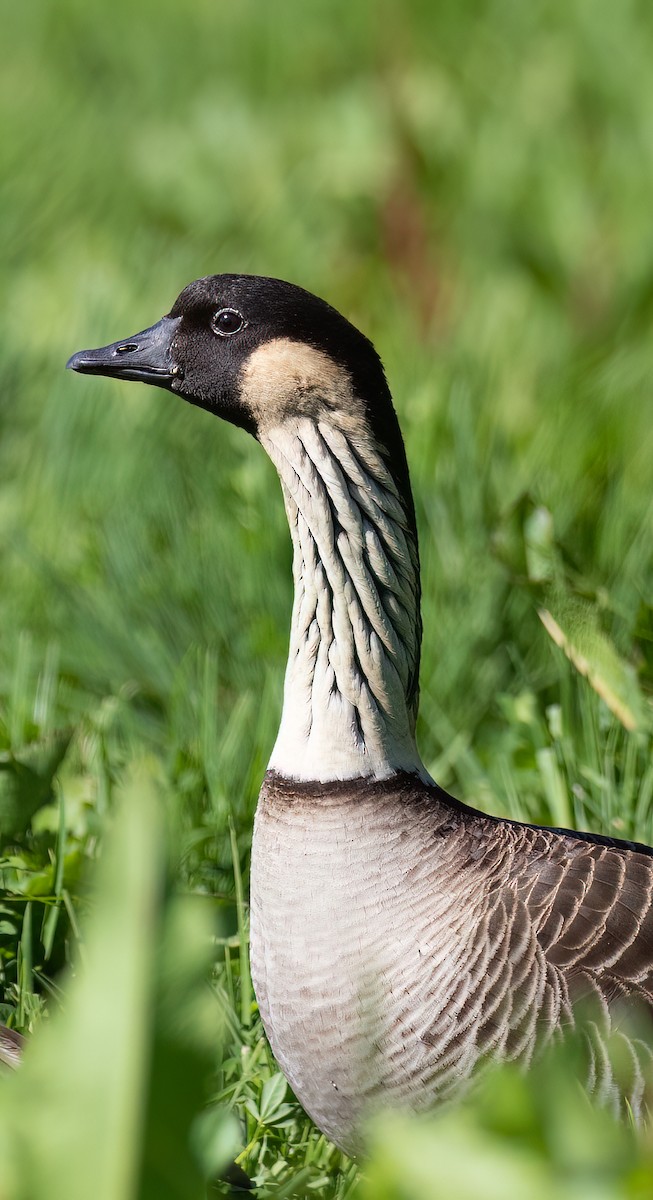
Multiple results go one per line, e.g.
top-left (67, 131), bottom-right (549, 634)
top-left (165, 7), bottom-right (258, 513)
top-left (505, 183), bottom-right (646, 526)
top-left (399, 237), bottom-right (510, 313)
top-left (66, 274), bottom-right (400, 450)
top-left (67, 274), bottom-right (423, 780)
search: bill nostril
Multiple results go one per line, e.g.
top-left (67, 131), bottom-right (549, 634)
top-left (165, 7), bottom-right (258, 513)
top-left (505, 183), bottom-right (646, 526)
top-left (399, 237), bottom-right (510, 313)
top-left (115, 342), bottom-right (139, 355)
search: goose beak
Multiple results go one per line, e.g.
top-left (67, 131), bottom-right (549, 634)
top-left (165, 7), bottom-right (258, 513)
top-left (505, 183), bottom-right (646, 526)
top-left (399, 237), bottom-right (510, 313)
top-left (66, 315), bottom-right (182, 388)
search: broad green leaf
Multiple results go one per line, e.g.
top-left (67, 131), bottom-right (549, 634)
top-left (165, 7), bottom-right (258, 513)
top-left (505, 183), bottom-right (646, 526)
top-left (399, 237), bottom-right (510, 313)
top-left (259, 1072), bottom-right (288, 1123)
top-left (364, 1111), bottom-right (564, 1200)
top-left (539, 590), bottom-right (649, 732)
top-left (0, 760), bottom-right (233, 1200)
top-left (0, 763), bottom-right (162, 1200)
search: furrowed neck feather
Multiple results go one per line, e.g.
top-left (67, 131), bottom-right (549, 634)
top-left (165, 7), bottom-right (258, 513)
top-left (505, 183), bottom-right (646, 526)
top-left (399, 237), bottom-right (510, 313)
top-left (261, 414), bottom-right (427, 783)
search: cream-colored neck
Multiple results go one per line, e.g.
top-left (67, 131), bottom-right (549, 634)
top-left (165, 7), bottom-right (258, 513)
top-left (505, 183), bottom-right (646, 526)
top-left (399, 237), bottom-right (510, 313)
top-left (261, 415), bottom-right (428, 782)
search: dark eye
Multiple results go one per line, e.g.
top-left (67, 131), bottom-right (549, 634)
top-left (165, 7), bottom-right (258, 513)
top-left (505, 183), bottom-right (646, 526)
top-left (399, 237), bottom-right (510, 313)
top-left (211, 308), bottom-right (245, 337)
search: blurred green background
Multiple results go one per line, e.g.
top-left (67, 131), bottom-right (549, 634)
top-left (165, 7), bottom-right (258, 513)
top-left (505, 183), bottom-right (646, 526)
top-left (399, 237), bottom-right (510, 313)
top-left (1, 0), bottom-right (653, 1195)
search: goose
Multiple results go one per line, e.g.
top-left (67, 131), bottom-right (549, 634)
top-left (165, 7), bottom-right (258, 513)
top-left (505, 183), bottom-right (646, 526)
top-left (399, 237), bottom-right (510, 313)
top-left (67, 274), bottom-right (653, 1153)
top-left (0, 1026), bottom-right (25, 1071)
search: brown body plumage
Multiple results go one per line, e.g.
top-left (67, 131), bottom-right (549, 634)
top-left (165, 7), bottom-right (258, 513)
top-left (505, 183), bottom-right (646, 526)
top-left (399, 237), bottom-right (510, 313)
top-left (251, 772), bottom-right (653, 1150)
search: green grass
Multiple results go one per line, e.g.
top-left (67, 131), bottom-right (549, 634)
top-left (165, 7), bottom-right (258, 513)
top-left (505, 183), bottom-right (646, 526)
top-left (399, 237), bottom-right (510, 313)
top-left (2, 0), bottom-right (653, 1195)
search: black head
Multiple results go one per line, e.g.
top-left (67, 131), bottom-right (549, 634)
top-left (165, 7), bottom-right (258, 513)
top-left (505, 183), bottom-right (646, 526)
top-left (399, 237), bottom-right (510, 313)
top-left (67, 274), bottom-right (413, 505)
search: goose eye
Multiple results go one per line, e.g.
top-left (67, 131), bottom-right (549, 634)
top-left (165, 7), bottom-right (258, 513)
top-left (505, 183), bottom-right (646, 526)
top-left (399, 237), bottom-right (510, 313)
top-left (212, 308), bottom-right (245, 337)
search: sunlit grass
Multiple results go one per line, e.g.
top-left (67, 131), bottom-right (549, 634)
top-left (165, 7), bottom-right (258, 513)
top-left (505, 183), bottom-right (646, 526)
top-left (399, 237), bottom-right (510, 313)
top-left (1, 0), bottom-right (653, 1195)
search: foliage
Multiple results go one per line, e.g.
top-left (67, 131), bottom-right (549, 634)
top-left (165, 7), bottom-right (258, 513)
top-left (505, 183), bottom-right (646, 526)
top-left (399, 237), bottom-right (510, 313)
top-left (1, 0), bottom-right (653, 1195)
top-left (363, 1044), bottom-right (653, 1200)
top-left (0, 762), bottom-right (237, 1199)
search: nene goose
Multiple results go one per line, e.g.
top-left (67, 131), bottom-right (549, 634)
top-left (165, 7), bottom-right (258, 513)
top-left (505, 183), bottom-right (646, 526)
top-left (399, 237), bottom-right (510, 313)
top-left (68, 275), bottom-right (653, 1152)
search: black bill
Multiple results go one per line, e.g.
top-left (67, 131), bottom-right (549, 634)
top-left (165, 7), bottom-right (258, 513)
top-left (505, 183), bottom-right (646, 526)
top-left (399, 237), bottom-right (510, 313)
top-left (66, 315), bottom-right (182, 388)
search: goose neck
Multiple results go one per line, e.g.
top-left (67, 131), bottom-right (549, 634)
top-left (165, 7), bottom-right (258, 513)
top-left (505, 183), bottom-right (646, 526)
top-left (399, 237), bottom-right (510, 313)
top-left (261, 415), bottom-right (427, 783)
